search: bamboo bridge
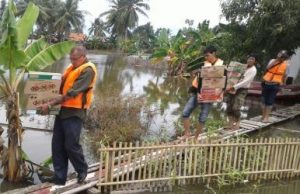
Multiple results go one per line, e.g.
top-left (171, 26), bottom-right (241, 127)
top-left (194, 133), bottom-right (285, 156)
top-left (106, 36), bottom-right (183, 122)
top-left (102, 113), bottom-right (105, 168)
top-left (3, 104), bottom-right (300, 194)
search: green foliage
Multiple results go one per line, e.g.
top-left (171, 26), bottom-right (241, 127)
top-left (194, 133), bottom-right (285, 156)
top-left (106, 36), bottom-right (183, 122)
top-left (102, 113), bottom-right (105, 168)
top-left (151, 21), bottom-right (215, 76)
top-left (0, 0), bottom-right (74, 182)
top-left (15, 0), bottom-right (85, 42)
top-left (100, 0), bottom-right (150, 39)
top-left (40, 156), bottom-right (53, 168)
top-left (16, 2), bottom-right (39, 48)
top-left (25, 40), bottom-right (75, 71)
top-left (221, 0), bottom-right (300, 65)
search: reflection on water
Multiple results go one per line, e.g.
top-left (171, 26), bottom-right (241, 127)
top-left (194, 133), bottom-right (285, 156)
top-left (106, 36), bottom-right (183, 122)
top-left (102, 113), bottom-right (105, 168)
top-left (1, 52), bottom-right (300, 192)
top-left (141, 179), bottom-right (300, 194)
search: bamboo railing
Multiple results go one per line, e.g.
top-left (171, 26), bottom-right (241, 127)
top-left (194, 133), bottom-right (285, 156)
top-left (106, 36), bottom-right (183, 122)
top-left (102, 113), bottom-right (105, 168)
top-left (97, 138), bottom-right (300, 192)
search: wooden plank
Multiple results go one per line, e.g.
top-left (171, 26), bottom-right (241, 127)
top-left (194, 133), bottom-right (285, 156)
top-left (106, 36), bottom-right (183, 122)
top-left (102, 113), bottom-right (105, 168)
top-left (239, 123), bottom-right (256, 130)
top-left (242, 120), bottom-right (267, 127)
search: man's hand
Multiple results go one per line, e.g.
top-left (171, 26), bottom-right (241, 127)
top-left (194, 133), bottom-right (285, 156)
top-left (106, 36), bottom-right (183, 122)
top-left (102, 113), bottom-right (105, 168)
top-left (197, 93), bottom-right (202, 102)
top-left (36, 104), bottom-right (50, 115)
top-left (36, 95), bottom-right (64, 115)
top-left (226, 87), bottom-right (235, 93)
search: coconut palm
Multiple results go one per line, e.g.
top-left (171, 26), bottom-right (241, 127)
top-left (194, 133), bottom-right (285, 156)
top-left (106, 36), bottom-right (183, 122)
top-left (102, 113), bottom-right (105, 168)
top-left (88, 18), bottom-right (107, 38)
top-left (0, 0), bottom-right (74, 182)
top-left (55, 0), bottom-right (85, 41)
top-left (100, 0), bottom-right (150, 40)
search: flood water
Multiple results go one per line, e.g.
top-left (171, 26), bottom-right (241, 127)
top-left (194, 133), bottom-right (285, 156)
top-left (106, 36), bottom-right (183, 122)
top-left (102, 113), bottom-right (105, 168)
top-left (0, 51), bottom-right (300, 193)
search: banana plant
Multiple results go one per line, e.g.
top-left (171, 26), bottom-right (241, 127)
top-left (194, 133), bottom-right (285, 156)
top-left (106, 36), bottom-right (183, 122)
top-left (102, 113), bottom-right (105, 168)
top-left (0, 0), bottom-right (74, 182)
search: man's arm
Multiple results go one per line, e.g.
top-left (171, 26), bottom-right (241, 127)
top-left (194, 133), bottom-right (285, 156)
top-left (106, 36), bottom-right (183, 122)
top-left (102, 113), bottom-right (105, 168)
top-left (38, 67), bottom-right (94, 114)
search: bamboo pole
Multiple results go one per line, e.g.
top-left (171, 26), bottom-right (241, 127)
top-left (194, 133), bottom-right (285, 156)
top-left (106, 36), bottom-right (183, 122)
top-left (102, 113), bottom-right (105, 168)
top-left (126, 142), bottom-right (133, 182)
top-left (104, 147), bottom-right (110, 192)
top-left (132, 141), bottom-right (139, 182)
top-left (137, 142), bottom-right (143, 183)
top-left (110, 142), bottom-right (116, 191)
top-left (116, 142), bottom-right (122, 190)
top-left (121, 142), bottom-right (127, 185)
top-left (98, 145), bottom-right (103, 191)
top-left (218, 139), bottom-right (224, 176)
top-left (265, 138), bottom-right (272, 180)
top-left (292, 138), bottom-right (300, 178)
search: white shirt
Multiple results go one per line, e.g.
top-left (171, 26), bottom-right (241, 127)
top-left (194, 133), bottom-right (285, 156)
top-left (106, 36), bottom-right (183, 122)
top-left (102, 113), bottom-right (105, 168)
top-left (233, 65), bottom-right (257, 90)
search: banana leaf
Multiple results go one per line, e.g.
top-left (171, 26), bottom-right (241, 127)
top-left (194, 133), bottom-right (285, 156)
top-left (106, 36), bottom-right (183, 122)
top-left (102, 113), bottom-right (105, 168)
top-left (186, 56), bottom-right (205, 72)
top-left (24, 38), bottom-right (49, 61)
top-left (16, 2), bottom-right (39, 49)
top-left (25, 41), bottom-right (75, 71)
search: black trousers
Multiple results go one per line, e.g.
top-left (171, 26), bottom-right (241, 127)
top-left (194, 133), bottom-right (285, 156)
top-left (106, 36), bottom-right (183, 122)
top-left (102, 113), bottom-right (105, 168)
top-left (52, 116), bottom-right (88, 183)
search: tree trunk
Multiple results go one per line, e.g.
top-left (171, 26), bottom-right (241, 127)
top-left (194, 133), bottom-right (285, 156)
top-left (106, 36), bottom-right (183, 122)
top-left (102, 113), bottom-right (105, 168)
top-left (3, 92), bottom-right (25, 182)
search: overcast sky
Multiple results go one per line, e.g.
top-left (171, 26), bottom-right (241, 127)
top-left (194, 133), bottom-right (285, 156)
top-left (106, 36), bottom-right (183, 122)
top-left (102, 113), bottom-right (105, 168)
top-left (79, 0), bottom-right (224, 34)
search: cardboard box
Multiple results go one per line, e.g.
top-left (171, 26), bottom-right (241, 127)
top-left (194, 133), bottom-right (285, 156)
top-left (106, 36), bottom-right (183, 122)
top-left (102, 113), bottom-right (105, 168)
top-left (24, 71), bottom-right (62, 115)
top-left (227, 61), bottom-right (247, 73)
top-left (198, 88), bottom-right (223, 103)
top-left (202, 76), bottom-right (226, 89)
top-left (27, 94), bottom-right (61, 115)
top-left (201, 66), bottom-right (225, 78)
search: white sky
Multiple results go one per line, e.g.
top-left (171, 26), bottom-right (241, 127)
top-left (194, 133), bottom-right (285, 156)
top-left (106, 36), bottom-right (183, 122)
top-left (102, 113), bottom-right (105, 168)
top-left (79, 0), bottom-right (224, 34)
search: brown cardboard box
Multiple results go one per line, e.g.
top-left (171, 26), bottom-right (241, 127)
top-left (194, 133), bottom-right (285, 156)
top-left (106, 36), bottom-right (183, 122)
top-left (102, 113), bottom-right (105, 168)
top-left (227, 61), bottom-right (247, 73)
top-left (202, 76), bottom-right (226, 89)
top-left (27, 94), bottom-right (61, 115)
top-left (201, 66), bottom-right (225, 78)
top-left (198, 88), bottom-right (223, 103)
top-left (24, 71), bottom-right (62, 115)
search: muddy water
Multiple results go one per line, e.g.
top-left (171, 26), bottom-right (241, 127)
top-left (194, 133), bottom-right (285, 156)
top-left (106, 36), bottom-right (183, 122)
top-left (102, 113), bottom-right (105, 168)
top-left (0, 52), bottom-right (299, 192)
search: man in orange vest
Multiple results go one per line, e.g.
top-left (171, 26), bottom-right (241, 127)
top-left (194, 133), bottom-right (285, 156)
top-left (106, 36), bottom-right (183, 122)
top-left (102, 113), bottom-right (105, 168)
top-left (261, 50), bottom-right (289, 122)
top-left (38, 46), bottom-right (97, 185)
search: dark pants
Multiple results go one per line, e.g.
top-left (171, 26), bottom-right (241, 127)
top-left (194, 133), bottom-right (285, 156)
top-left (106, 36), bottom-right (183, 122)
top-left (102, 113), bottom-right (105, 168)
top-left (52, 116), bottom-right (88, 183)
top-left (261, 83), bottom-right (280, 106)
top-left (226, 89), bottom-right (248, 120)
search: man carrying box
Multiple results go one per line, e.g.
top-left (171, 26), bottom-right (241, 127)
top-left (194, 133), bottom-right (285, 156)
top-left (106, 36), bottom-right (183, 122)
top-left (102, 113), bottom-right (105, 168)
top-left (38, 46), bottom-right (97, 185)
top-left (225, 54), bottom-right (257, 130)
top-left (181, 46), bottom-right (224, 141)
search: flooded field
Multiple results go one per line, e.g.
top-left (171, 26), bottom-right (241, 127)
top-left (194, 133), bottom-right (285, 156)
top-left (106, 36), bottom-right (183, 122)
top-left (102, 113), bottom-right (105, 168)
top-left (0, 52), bottom-right (299, 193)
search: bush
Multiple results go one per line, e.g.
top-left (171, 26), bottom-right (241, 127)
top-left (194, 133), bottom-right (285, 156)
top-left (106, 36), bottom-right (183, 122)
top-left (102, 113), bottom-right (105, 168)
top-left (85, 95), bottom-right (154, 145)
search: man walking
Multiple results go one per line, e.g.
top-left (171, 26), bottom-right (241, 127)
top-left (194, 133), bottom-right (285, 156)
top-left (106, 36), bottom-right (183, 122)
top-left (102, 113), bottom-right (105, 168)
top-left (181, 46), bottom-right (224, 141)
top-left (39, 46), bottom-right (97, 185)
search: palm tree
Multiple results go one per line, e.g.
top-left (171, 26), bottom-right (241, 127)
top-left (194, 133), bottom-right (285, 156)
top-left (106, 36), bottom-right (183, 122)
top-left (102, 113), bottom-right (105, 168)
top-left (100, 0), bottom-right (150, 40)
top-left (0, 1), bottom-right (74, 182)
top-left (55, 0), bottom-right (86, 41)
top-left (88, 18), bottom-right (107, 38)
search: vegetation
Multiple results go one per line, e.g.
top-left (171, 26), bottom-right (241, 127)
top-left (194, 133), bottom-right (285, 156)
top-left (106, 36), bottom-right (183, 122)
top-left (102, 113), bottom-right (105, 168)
top-left (0, 0), bottom-right (74, 182)
top-left (15, 0), bottom-right (85, 42)
top-left (100, 0), bottom-right (150, 40)
top-left (220, 0), bottom-right (300, 64)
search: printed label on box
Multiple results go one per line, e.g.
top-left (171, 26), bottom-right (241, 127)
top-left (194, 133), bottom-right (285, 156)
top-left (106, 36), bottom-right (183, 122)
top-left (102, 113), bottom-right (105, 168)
top-left (199, 88), bottom-right (223, 103)
top-left (201, 66), bottom-right (225, 78)
top-left (202, 77), bottom-right (226, 89)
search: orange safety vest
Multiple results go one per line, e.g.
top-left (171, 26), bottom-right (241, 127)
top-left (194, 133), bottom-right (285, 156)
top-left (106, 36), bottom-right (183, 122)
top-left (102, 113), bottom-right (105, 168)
top-left (263, 61), bottom-right (287, 84)
top-left (61, 62), bottom-right (97, 109)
